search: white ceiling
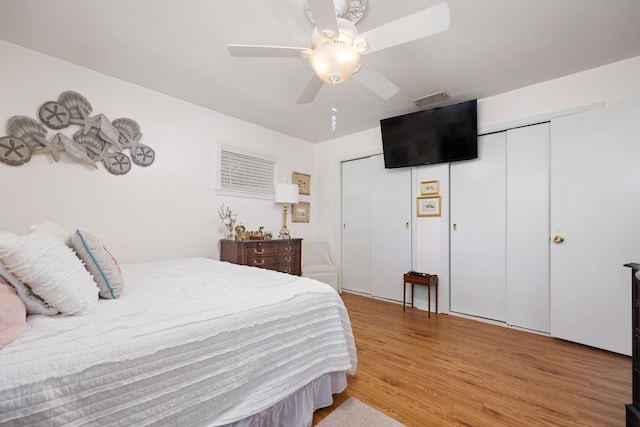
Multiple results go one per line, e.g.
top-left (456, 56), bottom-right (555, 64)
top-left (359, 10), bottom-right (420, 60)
top-left (0, 0), bottom-right (639, 143)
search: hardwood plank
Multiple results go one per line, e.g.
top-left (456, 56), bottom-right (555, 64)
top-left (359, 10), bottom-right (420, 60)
top-left (313, 292), bottom-right (631, 426)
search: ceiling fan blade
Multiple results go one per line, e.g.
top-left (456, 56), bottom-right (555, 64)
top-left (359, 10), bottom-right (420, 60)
top-left (357, 2), bottom-right (450, 55)
top-left (353, 62), bottom-right (401, 100)
top-left (297, 75), bottom-right (325, 104)
top-left (306, 0), bottom-right (339, 37)
top-left (227, 45), bottom-right (308, 58)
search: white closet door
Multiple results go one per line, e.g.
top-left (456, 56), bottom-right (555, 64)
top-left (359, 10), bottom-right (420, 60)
top-left (341, 158), bottom-right (372, 294)
top-left (506, 124), bottom-right (550, 332)
top-left (450, 132), bottom-right (507, 321)
top-left (550, 101), bottom-right (640, 355)
top-left (370, 154), bottom-right (412, 301)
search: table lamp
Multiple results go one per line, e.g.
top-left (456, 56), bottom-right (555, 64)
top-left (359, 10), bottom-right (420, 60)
top-left (274, 183), bottom-right (299, 239)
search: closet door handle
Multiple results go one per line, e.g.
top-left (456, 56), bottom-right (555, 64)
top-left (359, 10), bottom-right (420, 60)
top-left (553, 235), bottom-right (565, 244)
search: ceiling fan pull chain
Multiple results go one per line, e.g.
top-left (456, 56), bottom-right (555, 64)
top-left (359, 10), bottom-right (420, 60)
top-left (331, 82), bottom-right (338, 133)
top-left (331, 108), bottom-right (337, 133)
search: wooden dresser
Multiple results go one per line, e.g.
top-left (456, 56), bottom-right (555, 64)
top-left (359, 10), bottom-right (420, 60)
top-left (220, 238), bottom-right (302, 276)
top-left (626, 263), bottom-right (640, 427)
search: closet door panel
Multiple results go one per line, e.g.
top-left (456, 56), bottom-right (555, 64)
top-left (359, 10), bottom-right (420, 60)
top-left (505, 124), bottom-right (550, 333)
top-left (370, 154), bottom-right (412, 301)
top-left (341, 158), bottom-right (372, 294)
top-left (550, 101), bottom-right (640, 355)
top-left (450, 132), bottom-right (507, 321)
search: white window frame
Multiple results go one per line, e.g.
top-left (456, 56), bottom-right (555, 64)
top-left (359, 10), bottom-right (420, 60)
top-left (216, 144), bottom-right (278, 199)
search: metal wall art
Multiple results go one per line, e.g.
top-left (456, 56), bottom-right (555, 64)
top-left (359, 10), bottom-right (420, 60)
top-left (0, 91), bottom-right (155, 175)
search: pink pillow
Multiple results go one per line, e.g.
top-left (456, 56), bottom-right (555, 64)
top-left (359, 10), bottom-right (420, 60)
top-left (0, 277), bottom-right (27, 348)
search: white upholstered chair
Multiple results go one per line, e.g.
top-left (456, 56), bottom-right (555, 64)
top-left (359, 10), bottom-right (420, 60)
top-left (302, 241), bottom-right (340, 293)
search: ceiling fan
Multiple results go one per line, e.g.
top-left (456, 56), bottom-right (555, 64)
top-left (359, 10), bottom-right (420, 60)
top-left (227, 0), bottom-right (450, 104)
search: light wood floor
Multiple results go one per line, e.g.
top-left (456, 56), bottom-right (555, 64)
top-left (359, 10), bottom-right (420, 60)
top-left (313, 292), bottom-right (631, 426)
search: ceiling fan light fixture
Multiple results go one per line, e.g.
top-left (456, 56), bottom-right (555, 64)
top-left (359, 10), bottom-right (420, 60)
top-left (310, 42), bottom-right (360, 83)
top-left (309, 17), bottom-right (361, 83)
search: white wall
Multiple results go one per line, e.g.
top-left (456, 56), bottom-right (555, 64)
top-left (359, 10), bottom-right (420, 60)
top-left (0, 40), bottom-right (314, 263)
top-left (3, 36), bottom-right (640, 299)
top-left (314, 55), bottom-right (640, 313)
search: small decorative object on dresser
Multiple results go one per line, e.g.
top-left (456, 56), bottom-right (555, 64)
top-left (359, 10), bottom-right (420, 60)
top-left (220, 238), bottom-right (302, 275)
top-left (218, 204), bottom-right (237, 239)
top-left (234, 225), bottom-right (250, 240)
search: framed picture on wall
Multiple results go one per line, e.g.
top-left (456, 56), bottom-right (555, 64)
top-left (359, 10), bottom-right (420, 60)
top-left (419, 180), bottom-right (439, 195)
top-left (417, 196), bottom-right (441, 217)
top-left (292, 172), bottom-right (310, 195)
top-left (292, 202), bottom-right (310, 222)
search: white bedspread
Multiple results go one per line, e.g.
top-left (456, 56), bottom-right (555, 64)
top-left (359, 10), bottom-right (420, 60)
top-left (0, 258), bottom-right (357, 426)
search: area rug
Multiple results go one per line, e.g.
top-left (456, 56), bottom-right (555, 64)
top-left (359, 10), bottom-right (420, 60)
top-left (317, 397), bottom-right (405, 427)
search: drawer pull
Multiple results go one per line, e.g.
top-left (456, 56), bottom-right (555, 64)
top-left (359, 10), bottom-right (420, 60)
top-left (284, 256), bottom-right (292, 262)
top-left (284, 246), bottom-right (292, 252)
top-left (253, 259), bottom-right (264, 266)
top-left (284, 267), bottom-right (292, 273)
top-left (254, 248), bottom-right (265, 254)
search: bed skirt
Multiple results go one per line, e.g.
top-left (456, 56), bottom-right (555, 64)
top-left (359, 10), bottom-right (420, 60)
top-left (228, 371), bottom-right (347, 427)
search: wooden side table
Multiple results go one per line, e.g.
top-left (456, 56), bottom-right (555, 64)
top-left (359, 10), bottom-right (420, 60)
top-left (403, 273), bottom-right (438, 317)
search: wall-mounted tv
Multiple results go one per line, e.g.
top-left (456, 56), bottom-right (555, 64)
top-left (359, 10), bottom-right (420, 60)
top-left (380, 99), bottom-right (478, 169)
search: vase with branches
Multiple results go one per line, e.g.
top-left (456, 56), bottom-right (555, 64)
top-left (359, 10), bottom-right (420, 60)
top-left (218, 204), bottom-right (237, 239)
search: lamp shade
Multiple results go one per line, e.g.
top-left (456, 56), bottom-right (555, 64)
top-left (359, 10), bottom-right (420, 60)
top-left (274, 184), bottom-right (299, 204)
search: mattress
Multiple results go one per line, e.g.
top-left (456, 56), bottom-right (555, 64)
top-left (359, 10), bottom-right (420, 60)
top-left (0, 257), bottom-right (357, 426)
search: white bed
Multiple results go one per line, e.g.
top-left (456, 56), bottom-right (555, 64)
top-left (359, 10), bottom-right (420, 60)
top-left (0, 257), bottom-right (357, 426)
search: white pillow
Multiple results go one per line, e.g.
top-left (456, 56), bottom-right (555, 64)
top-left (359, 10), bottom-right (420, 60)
top-left (0, 223), bottom-right (99, 315)
top-left (29, 220), bottom-right (71, 243)
top-left (70, 229), bottom-right (124, 299)
top-left (0, 262), bottom-right (59, 315)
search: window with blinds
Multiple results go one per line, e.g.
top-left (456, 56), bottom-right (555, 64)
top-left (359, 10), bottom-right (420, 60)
top-left (218, 146), bottom-right (276, 198)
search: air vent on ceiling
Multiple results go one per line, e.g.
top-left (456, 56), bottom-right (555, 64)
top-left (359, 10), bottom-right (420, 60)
top-left (412, 91), bottom-right (449, 108)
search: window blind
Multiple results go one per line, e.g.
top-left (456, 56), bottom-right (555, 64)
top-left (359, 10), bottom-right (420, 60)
top-left (219, 148), bottom-right (276, 196)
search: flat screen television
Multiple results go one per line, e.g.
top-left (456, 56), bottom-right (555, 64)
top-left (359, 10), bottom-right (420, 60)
top-left (380, 99), bottom-right (478, 168)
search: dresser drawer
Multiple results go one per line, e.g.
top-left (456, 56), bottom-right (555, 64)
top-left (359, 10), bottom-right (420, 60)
top-left (279, 253), bottom-right (296, 263)
top-left (278, 263), bottom-right (296, 275)
top-left (247, 255), bottom-right (279, 269)
top-left (276, 241), bottom-right (299, 255)
top-left (244, 243), bottom-right (277, 259)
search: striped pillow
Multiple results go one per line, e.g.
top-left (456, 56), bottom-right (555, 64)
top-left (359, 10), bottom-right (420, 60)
top-left (70, 230), bottom-right (124, 299)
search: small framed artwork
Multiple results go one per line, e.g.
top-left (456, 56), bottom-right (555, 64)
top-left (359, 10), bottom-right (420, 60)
top-left (420, 180), bottom-right (439, 195)
top-left (293, 172), bottom-right (311, 195)
top-left (417, 196), bottom-right (441, 217)
top-left (292, 202), bottom-right (310, 223)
